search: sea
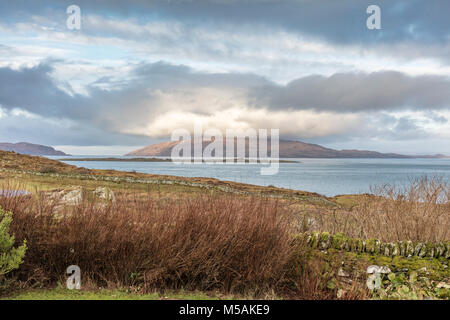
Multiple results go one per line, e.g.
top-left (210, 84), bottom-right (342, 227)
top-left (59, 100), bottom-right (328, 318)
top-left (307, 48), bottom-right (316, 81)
top-left (50, 156), bottom-right (450, 197)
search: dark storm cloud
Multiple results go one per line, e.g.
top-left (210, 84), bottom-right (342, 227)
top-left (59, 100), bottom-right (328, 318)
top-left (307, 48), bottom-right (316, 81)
top-left (1, 1), bottom-right (448, 151)
top-left (0, 63), bottom-right (81, 118)
top-left (0, 111), bottom-right (151, 147)
top-left (0, 61), bottom-right (272, 144)
top-left (0, 0), bottom-right (448, 45)
top-left (252, 71), bottom-right (450, 112)
top-left (1, 61), bottom-right (449, 131)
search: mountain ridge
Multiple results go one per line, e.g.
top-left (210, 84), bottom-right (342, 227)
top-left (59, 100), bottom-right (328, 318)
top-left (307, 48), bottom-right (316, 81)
top-left (0, 142), bottom-right (68, 156)
top-left (126, 139), bottom-right (445, 158)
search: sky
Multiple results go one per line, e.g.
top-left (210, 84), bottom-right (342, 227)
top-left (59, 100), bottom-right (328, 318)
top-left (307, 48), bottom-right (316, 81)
top-left (0, 0), bottom-right (449, 155)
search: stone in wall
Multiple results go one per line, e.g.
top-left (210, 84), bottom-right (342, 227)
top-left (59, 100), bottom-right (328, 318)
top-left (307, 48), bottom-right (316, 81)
top-left (304, 231), bottom-right (449, 260)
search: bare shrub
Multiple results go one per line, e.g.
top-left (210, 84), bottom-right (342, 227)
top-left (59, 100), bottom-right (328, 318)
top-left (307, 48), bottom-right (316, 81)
top-left (39, 166), bottom-right (58, 174)
top-left (304, 176), bottom-right (449, 242)
top-left (0, 179), bottom-right (382, 299)
top-left (3, 190), bottom-right (297, 295)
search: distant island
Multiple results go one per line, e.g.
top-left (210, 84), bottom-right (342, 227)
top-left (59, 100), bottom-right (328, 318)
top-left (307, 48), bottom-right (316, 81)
top-left (1, 140), bottom-right (447, 159)
top-left (60, 157), bottom-right (299, 163)
top-left (126, 139), bottom-right (449, 159)
top-left (60, 157), bottom-right (172, 162)
top-left (0, 142), bottom-right (68, 156)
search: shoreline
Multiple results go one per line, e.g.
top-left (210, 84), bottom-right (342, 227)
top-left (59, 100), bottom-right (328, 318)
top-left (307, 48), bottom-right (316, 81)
top-left (58, 157), bottom-right (300, 163)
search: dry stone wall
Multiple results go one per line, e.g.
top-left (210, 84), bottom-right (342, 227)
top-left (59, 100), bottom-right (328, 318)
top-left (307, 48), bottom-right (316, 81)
top-left (303, 231), bottom-right (450, 259)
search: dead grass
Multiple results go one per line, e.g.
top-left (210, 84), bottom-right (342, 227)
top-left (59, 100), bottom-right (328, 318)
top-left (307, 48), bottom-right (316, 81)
top-left (0, 150), bottom-right (331, 206)
top-left (0, 150), bottom-right (90, 175)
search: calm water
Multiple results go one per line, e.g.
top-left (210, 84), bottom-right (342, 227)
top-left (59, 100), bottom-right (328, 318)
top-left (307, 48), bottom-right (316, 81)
top-left (0, 190), bottom-right (30, 197)
top-left (51, 156), bottom-right (450, 196)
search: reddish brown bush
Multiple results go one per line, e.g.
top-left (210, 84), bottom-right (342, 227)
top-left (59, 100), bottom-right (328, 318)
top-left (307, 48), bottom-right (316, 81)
top-left (299, 176), bottom-right (450, 242)
top-left (0, 180), bottom-right (369, 299)
top-left (3, 190), bottom-right (296, 294)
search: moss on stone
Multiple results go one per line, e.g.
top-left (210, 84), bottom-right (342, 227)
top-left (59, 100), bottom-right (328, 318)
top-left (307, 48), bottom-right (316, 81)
top-left (331, 233), bottom-right (348, 250)
top-left (302, 232), bottom-right (449, 262)
top-left (319, 232), bottom-right (331, 249)
top-left (344, 252), bottom-right (450, 281)
top-left (414, 243), bottom-right (422, 256)
top-left (365, 239), bottom-right (377, 254)
top-left (392, 243), bottom-right (400, 256)
top-left (406, 241), bottom-right (414, 257)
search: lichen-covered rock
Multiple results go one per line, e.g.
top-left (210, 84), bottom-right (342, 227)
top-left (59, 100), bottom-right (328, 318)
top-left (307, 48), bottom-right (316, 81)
top-left (332, 233), bottom-right (347, 250)
top-left (418, 244), bottom-right (427, 258)
top-left (392, 243), bottom-right (400, 256)
top-left (414, 243), bottom-right (423, 256)
top-left (405, 241), bottom-right (414, 257)
top-left (367, 265), bottom-right (391, 274)
top-left (361, 240), bottom-right (367, 253)
top-left (349, 238), bottom-right (357, 251)
top-left (381, 243), bottom-right (390, 256)
top-left (374, 240), bottom-right (381, 255)
top-left (319, 232), bottom-right (331, 249)
top-left (429, 246), bottom-right (435, 258)
top-left (446, 243), bottom-right (450, 259)
top-left (343, 239), bottom-right (350, 250)
top-left (61, 187), bottom-right (83, 205)
top-left (435, 243), bottom-right (445, 258)
top-left (399, 241), bottom-right (406, 256)
top-left (436, 282), bottom-right (450, 289)
top-left (93, 187), bottom-right (116, 202)
top-left (365, 238), bottom-right (382, 254)
top-left (304, 232), bottom-right (450, 261)
top-left (310, 231), bottom-right (321, 248)
top-left (365, 239), bottom-right (376, 253)
top-left (353, 239), bottom-right (363, 253)
top-left (424, 242), bottom-right (434, 258)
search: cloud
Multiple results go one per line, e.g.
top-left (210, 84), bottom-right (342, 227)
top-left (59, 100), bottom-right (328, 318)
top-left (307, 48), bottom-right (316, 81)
top-left (0, 63), bottom-right (78, 117)
top-left (138, 0), bottom-right (450, 48)
top-left (253, 71), bottom-right (450, 112)
top-left (0, 61), bottom-right (360, 142)
top-left (3, 0), bottom-right (447, 44)
top-left (0, 106), bottom-right (152, 146)
top-left (0, 61), bottom-right (449, 148)
top-left (1, 0), bottom-right (450, 79)
top-left (0, 1), bottom-right (449, 153)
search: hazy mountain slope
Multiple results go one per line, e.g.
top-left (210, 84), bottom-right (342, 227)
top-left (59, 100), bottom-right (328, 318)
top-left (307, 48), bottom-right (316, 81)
top-left (126, 139), bottom-right (412, 158)
top-left (0, 142), bottom-right (68, 156)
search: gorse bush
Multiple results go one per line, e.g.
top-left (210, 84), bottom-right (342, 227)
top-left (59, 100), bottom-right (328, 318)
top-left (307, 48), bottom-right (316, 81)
top-left (0, 207), bottom-right (27, 277)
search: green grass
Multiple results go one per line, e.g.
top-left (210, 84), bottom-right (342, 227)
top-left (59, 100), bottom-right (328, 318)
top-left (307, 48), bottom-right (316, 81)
top-left (1, 288), bottom-right (227, 300)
